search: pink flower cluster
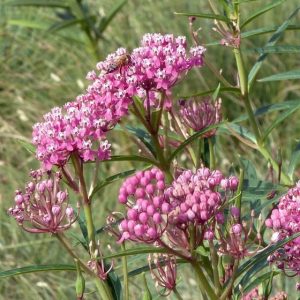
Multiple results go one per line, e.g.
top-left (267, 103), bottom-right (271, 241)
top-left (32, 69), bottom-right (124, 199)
top-left (166, 168), bottom-right (238, 226)
top-left (118, 168), bottom-right (169, 243)
top-left (32, 33), bottom-right (205, 169)
top-left (32, 102), bottom-right (111, 170)
top-left (179, 98), bottom-right (222, 137)
top-left (8, 169), bottom-right (76, 233)
top-left (118, 167), bottom-right (238, 245)
top-left (265, 181), bottom-right (300, 274)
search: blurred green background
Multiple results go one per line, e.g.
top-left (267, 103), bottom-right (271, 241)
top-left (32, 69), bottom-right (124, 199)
top-left (0, 0), bottom-right (299, 299)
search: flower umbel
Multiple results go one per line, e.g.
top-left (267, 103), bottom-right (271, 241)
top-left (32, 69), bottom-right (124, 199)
top-left (8, 169), bottom-right (76, 233)
top-left (179, 97), bottom-right (222, 137)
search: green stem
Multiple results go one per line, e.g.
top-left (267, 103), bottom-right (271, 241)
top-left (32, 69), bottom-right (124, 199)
top-left (220, 259), bottom-right (239, 300)
top-left (121, 243), bottom-right (129, 300)
top-left (209, 240), bottom-right (221, 296)
top-left (72, 154), bottom-right (113, 300)
top-left (233, 48), bottom-right (291, 185)
top-left (208, 138), bottom-right (215, 169)
top-left (173, 287), bottom-right (184, 300)
top-left (233, 48), bottom-right (261, 142)
top-left (191, 262), bottom-right (218, 300)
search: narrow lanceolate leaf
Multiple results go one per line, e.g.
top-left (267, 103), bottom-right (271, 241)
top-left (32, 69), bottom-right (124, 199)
top-left (17, 139), bottom-right (36, 154)
top-left (174, 12), bottom-right (231, 23)
top-left (90, 169), bottom-right (136, 200)
top-left (262, 106), bottom-right (300, 141)
top-left (180, 87), bottom-right (240, 99)
top-left (233, 99), bottom-right (300, 123)
top-left (6, 0), bottom-right (69, 8)
top-left (288, 142), bottom-right (300, 180)
top-left (240, 0), bottom-right (285, 29)
top-left (248, 7), bottom-right (300, 89)
top-left (48, 17), bottom-right (95, 33)
top-left (168, 123), bottom-right (223, 163)
top-left (98, 0), bottom-right (127, 33)
top-left (258, 70), bottom-right (300, 82)
top-left (235, 271), bottom-right (280, 295)
top-left (236, 232), bottom-right (300, 279)
top-left (242, 25), bottom-right (300, 39)
top-left (7, 19), bottom-right (49, 30)
top-left (0, 265), bottom-right (76, 278)
top-left (250, 45), bottom-right (300, 54)
top-left (103, 246), bottom-right (167, 260)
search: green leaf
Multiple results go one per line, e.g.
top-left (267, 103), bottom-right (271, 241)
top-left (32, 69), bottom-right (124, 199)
top-left (233, 99), bottom-right (300, 123)
top-left (262, 105), bottom-right (300, 141)
top-left (212, 83), bottom-right (221, 101)
top-left (48, 17), bottom-right (93, 34)
top-left (0, 264), bottom-right (76, 278)
top-left (248, 7), bottom-right (300, 90)
top-left (107, 155), bottom-right (159, 167)
top-left (104, 246), bottom-right (168, 260)
top-left (179, 87), bottom-right (240, 99)
top-left (218, 123), bottom-right (257, 144)
top-left (90, 169), bottom-right (136, 200)
top-left (242, 25), bottom-right (300, 39)
top-left (142, 273), bottom-right (153, 300)
top-left (258, 70), bottom-right (300, 82)
top-left (5, 0), bottom-right (69, 8)
top-left (241, 0), bottom-right (285, 29)
top-left (174, 12), bottom-right (231, 23)
top-left (249, 45), bottom-right (300, 54)
top-left (17, 139), bottom-right (35, 154)
top-left (125, 126), bottom-right (156, 157)
top-left (288, 142), bottom-right (300, 180)
top-left (236, 232), bottom-right (300, 279)
top-left (98, 0), bottom-right (127, 34)
top-left (239, 157), bottom-right (258, 186)
top-left (236, 271), bottom-right (280, 295)
top-left (168, 122), bottom-right (223, 163)
top-left (107, 271), bottom-right (122, 300)
top-left (7, 19), bottom-right (49, 30)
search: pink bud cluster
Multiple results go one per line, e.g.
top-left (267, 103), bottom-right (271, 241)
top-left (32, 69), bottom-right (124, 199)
top-left (118, 168), bottom-right (169, 243)
top-left (165, 168), bottom-right (238, 226)
top-left (265, 181), bottom-right (300, 274)
top-left (8, 169), bottom-right (76, 233)
top-left (179, 98), bottom-right (222, 137)
top-left (32, 102), bottom-right (111, 170)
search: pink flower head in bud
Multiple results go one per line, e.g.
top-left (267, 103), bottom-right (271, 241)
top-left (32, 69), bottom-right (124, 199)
top-left (117, 168), bottom-right (168, 243)
top-left (8, 169), bottom-right (76, 234)
top-left (149, 254), bottom-right (177, 296)
top-left (166, 167), bottom-right (234, 226)
top-left (179, 97), bottom-right (221, 137)
top-left (265, 181), bottom-right (300, 274)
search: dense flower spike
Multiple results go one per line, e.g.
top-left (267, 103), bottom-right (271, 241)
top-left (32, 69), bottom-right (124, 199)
top-left (149, 254), bottom-right (177, 296)
top-left (118, 168), bottom-right (169, 243)
top-left (179, 97), bottom-right (222, 136)
top-left (8, 169), bottom-right (76, 233)
top-left (165, 167), bottom-right (238, 226)
top-left (32, 102), bottom-right (111, 169)
top-left (265, 181), bottom-right (300, 274)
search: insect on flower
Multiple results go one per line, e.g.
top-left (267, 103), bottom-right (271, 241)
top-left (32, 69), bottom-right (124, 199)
top-left (106, 53), bottom-right (131, 74)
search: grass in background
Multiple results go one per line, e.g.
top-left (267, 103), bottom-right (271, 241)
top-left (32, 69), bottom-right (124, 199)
top-left (0, 0), bottom-right (300, 298)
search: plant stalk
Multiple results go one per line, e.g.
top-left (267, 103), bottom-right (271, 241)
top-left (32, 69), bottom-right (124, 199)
top-left (121, 243), bottom-right (129, 300)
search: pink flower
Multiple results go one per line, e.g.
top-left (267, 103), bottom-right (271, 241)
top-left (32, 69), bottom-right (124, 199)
top-left (8, 169), bottom-right (77, 233)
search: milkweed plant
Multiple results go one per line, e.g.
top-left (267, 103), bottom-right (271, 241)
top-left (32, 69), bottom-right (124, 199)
top-left (6, 1), bottom-right (300, 299)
